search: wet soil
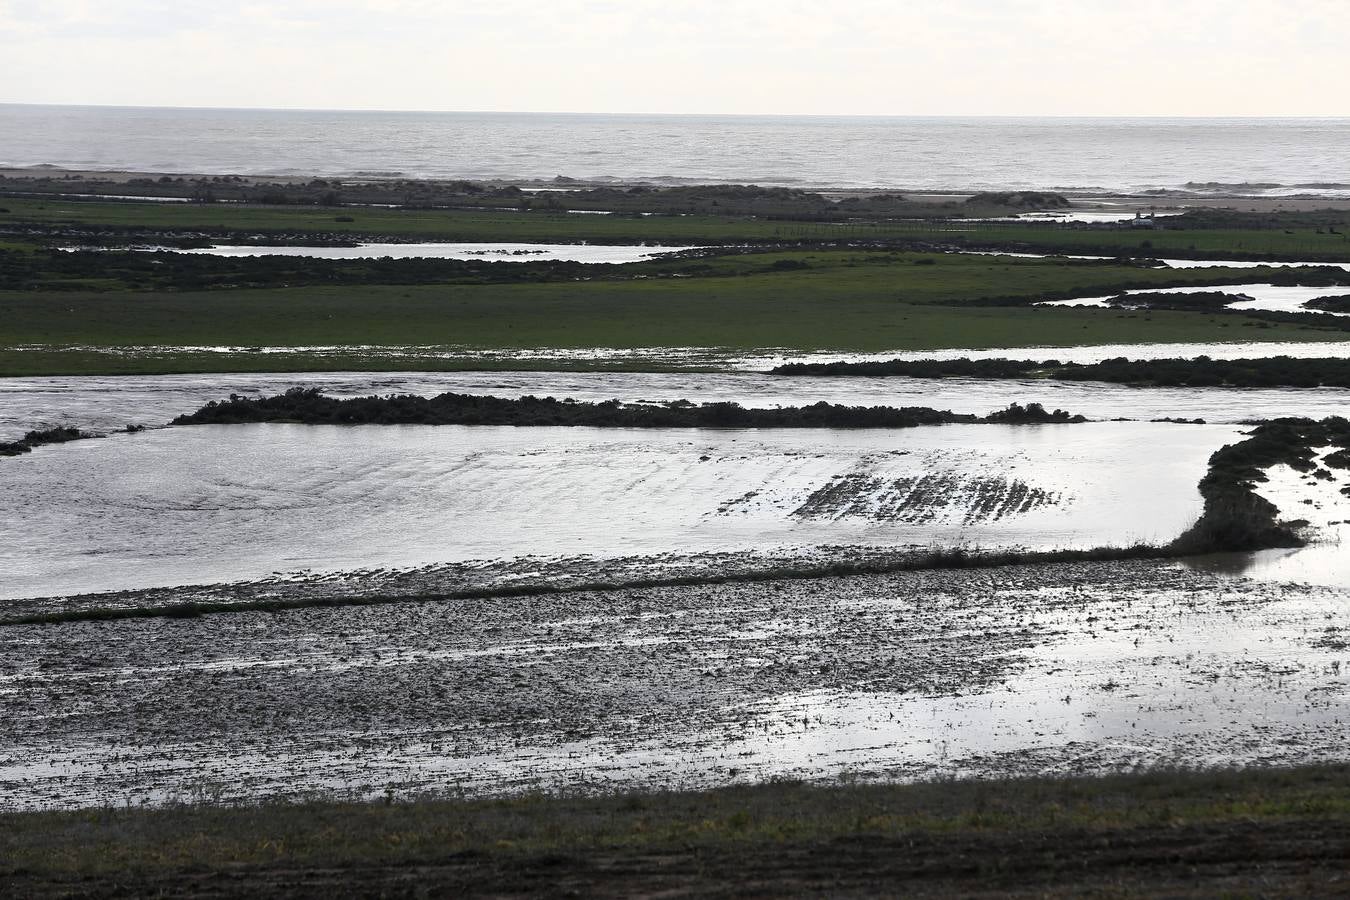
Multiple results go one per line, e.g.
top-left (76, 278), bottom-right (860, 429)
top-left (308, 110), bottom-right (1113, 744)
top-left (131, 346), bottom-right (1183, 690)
top-left (2, 559), bottom-right (1344, 810)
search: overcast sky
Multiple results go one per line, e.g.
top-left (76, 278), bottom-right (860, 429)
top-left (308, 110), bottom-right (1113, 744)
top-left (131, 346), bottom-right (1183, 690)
top-left (3, 0), bottom-right (1347, 115)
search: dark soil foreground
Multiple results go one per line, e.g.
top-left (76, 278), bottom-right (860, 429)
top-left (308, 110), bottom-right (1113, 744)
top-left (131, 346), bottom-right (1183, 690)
top-left (4, 767), bottom-right (1349, 898)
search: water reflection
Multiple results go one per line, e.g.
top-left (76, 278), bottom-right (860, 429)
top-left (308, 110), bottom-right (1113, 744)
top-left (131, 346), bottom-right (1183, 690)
top-left (148, 242), bottom-right (697, 263)
top-left (1181, 537), bottom-right (1350, 586)
top-left (0, 421), bottom-right (1230, 601)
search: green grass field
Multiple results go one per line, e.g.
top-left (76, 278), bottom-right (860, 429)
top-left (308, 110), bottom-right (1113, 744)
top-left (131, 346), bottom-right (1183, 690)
top-left (5, 202), bottom-right (1348, 375)
top-left (0, 252), bottom-right (1335, 375)
top-left (3, 767), bottom-right (1347, 896)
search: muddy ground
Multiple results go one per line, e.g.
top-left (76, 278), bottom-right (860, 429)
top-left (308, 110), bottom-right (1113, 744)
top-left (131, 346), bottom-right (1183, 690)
top-left (2, 558), bottom-right (1346, 810)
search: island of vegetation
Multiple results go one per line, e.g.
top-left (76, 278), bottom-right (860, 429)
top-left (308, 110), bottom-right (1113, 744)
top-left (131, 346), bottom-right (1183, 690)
top-left (0, 426), bottom-right (89, 457)
top-left (171, 389), bottom-right (1085, 429)
top-left (1171, 416), bottom-right (1350, 552)
top-left (1305, 294), bottom-right (1350, 313)
top-left (773, 354), bottom-right (1350, 388)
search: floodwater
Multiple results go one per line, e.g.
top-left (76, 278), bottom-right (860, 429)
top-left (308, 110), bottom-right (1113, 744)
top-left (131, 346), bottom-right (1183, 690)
top-left (1162, 258), bottom-right (1350, 271)
top-left (5, 371), bottom-right (1350, 442)
top-left (1045, 283), bottom-right (1350, 316)
top-left (0, 422), bottom-right (1232, 601)
top-left (958, 211), bottom-right (1183, 224)
top-left (7, 336), bottom-right (1350, 387)
top-left (152, 242), bottom-right (698, 263)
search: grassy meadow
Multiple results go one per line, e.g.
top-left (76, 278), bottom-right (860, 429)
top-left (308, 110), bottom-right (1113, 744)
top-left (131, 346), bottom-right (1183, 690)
top-left (3, 766), bottom-right (1347, 896)
top-left (2, 250), bottom-right (1339, 375)
top-left (3, 197), bottom-right (1350, 375)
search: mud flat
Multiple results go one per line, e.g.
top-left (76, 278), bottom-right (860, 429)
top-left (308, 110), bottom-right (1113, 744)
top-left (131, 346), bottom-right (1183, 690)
top-left (1, 559), bottom-right (1346, 810)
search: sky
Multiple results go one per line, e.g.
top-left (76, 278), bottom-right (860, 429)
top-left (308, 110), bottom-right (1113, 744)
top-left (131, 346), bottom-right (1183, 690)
top-left (2, 0), bottom-right (1348, 116)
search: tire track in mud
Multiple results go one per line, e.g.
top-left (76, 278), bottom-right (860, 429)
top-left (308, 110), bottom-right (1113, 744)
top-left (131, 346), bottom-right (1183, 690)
top-left (785, 473), bottom-right (1063, 524)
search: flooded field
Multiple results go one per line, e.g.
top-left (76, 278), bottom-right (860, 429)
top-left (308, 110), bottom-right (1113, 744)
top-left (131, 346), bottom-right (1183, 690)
top-left (4, 347), bottom-right (1350, 815)
top-left (958, 211), bottom-right (1183, 224)
top-left (9, 365), bottom-right (1350, 441)
top-left (0, 422), bottom-right (1230, 602)
top-left (12, 337), bottom-right (1350, 379)
top-left (138, 242), bottom-right (699, 263)
top-left (1, 560), bottom-right (1345, 809)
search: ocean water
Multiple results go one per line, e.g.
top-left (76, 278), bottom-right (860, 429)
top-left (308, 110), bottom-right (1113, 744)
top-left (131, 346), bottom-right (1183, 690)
top-left (2, 105), bottom-right (1348, 194)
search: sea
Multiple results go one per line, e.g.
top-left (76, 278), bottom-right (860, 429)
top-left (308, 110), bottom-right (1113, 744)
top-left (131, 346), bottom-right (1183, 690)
top-left (1, 104), bottom-right (1348, 196)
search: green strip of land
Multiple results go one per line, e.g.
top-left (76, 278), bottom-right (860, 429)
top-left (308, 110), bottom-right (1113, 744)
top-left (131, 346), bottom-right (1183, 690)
top-left (5, 200), bottom-right (1349, 375)
top-left (2, 251), bottom-right (1338, 375)
top-left (3, 767), bottom-right (1347, 897)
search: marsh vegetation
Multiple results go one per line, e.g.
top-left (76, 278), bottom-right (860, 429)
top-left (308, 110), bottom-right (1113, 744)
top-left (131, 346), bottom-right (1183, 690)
top-left (171, 389), bottom-right (1085, 429)
top-left (775, 354), bottom-right (1350, 388)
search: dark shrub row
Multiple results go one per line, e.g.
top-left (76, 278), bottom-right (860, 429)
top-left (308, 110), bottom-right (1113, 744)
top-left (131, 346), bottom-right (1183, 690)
top-left (774, 355), bottom-right (1350, 389)
top-left (1105, 291), bottom-right (1251, 311)
top-left (1305, 294), bottom-right (1350, 313)
top-left (0, 426), bottom-right (87, 457)
top-left (172, 389), bottom-right (1086, 429)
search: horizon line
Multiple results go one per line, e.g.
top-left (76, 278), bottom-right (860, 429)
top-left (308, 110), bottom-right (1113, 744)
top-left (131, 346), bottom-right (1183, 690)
top-left (2, 101), bottom-right (1347, 120)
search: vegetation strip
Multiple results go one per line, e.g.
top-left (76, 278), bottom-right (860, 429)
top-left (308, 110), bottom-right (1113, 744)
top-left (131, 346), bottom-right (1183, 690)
top-left (3, 766), bottom-right (1348, 896)
top-left (0, 426), bottom-right (91, 457)
top-left (6, 191), bottom-right (1350, 261)
top-left (170, 389), bottom-right (1086, 428)
top-left (0, 395), bottom-right (1084, 461)
top-left (1306, 294), bottom-right (1350, 313)
top-left (4, 242), bottom-right (1342, 378)
top-left (775, 354), bottom-right (1350, 388)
